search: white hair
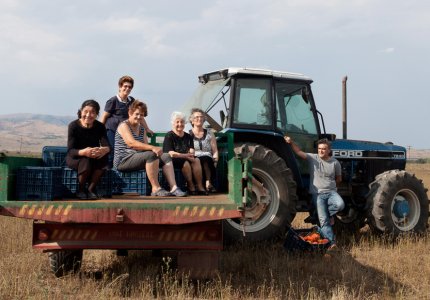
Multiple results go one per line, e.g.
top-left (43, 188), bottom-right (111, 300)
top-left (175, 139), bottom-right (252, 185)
top-left (171, 111), bottom-right (186, 124)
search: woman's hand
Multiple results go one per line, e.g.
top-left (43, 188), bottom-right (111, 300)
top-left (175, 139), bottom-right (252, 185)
top-left (284, 136), bottom-right (292, 144)
top-left (93, 146), bottom-right (109, 159)
top-left (81, 147), bottom-right (109, 159)
top-left (80, 147), bottom-right (93, 158)
top-left (151, 146), bottom-right (163, 157)
top-left (145, 128), bottom-right (154, 136)
top-left (183, 153), bottom-right (195, 161)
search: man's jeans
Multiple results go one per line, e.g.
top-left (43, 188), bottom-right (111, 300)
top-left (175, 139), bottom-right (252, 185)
top-left (312, 191), bottom-right (345, 244)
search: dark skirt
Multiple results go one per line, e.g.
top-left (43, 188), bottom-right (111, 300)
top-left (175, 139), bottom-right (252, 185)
top-left (66, 155), bottom-right (108, 175)
top-left (197, 155), bottom-right (217, 183)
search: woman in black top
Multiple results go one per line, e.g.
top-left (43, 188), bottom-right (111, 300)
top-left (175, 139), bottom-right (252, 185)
top-left (163, 111), bottom-right (206, 195)
top-left (66, 100), bottom-right (110, 199)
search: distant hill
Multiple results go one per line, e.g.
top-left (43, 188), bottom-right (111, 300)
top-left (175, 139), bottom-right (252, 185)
top-left (0, 113), bottom-right (74, 154)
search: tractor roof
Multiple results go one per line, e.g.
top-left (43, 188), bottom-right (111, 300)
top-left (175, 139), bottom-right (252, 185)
top-left (198, 67), bottom-right (313, 83)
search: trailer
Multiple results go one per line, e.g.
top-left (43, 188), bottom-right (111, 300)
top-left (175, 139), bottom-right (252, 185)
top-left (0, 132), bottom-right (253, 278)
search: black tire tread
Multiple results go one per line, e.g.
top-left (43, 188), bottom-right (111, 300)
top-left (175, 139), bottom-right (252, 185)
top-left (367, 169), bottom-right (429, 235)
top-left (223, 143), bottom-right (297, 242)
top-left (48, 250), bottom-right (83, 277)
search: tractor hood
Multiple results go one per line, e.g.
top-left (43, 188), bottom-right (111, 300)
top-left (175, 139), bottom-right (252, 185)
top-left (331, 139), bottom-right (406, 160)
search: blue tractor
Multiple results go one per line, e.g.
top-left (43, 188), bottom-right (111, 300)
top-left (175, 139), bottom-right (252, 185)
top-left (183, 67), bottom-right (429, 241)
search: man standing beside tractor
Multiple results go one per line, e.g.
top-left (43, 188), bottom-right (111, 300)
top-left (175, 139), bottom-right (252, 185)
top-left (284, 136), bottom-right (345, 250)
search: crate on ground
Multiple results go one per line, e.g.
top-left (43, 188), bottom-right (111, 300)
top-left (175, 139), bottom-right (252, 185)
top-left (283, 227), bottom-right (329, 253)
top-left (62, 168), bottom-right (113, 198)
top-left (114, 170), bottom-right (148, 195)
top-left (16, 167), bottom-right (63, 200)
top-left (42, 146), bottom-right (68, 167)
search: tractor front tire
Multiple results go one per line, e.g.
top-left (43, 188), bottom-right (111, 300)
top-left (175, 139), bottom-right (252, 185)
top-left (48, 250), bottom-right (83, 277)
top-left (223, 144), bottom-right (297, 242)
top-left (368, 170), bottom-right (429, 235)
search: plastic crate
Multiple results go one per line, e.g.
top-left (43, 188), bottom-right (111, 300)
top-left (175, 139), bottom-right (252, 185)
top-left (42, 146), bottom-right (68, 167)
top-left (0, 156), bottom-right (43, 201)
top-left (62, 168), bottom-right (112, 198)
top-left (283, 228), bottom-right (329, 252)
top-left (16, 167), bottom-right (63, 200)
top-left (114, 170), bottom-right (148, 195)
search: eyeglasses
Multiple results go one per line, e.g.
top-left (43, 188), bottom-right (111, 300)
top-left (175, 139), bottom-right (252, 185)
top-left (123, 85), bottom-right (133, 89)
top-left (193, 115), bottom-right (205, 119)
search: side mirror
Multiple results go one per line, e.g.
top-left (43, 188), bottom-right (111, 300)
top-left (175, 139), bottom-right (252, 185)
top-left (301, 87), bottom-right (310, 103)
top-left (220, 110), bottom-right (225, 125)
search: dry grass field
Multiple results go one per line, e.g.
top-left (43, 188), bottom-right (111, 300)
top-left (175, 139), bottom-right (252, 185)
top-left (0, 164), bottom-right (430, 299)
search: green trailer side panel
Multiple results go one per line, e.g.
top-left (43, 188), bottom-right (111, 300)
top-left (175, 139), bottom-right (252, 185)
top-left (0, 164), bottom-right (6, 202)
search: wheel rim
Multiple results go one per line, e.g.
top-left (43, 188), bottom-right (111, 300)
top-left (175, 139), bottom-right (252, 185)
top-left (225, 168), bottom-right (280, 233)
top-left (390, 189), bottom-right (421, 231)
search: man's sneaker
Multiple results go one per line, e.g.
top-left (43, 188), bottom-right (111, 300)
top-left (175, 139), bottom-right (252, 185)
top-left (170, 187), bottom-right (187, 197)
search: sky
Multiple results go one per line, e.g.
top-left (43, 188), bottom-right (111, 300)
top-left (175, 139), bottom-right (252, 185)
top-left (1, 0), bottom-right (429, 149)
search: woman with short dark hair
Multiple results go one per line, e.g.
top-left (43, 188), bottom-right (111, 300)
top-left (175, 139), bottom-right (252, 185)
top-left (66, 99), bottom-right (110, 200)
top-left (100, 75), bottom-right (153, 166)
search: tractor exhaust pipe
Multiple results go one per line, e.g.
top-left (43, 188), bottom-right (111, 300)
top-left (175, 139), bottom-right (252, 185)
top-left (342, 76), bottom-right (348, 139)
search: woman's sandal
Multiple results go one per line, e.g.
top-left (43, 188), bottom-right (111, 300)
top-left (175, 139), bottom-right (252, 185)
top-left (151, 188), bottom-right (172, 197)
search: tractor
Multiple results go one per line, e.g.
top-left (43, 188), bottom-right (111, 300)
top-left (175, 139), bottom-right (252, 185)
top-left (182, 67), bottom-right (429, 241)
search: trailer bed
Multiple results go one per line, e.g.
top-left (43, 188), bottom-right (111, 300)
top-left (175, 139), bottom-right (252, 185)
top-left (0, 193), bottom-right (243, 224)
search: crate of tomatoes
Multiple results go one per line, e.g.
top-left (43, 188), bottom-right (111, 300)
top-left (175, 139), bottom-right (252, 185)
top-left (284, 227), bottom-right (330, 252)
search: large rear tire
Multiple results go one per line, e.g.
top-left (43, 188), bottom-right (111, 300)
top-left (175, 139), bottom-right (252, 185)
top-left (368, 170), bottom-right (429, 235)
top-left (223, 144), bottom-right (297, 242)
top-left (48, 250), bottom-right (83, 277)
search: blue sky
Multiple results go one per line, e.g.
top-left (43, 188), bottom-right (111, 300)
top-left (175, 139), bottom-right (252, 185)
top-left (1, 1), bottom-right (429, 148)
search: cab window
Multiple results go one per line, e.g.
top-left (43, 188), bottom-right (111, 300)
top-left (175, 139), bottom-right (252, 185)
top-left (232, 78), bottom-right (272, 127)
top-left (275, 82), bottom-right (317, 135)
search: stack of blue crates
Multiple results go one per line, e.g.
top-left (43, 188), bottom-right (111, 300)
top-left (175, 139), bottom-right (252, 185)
top-left (16, 145), bottom-right (68, 200)
top-left (42, 146), bottom-right (68, 167)
top-left (17, 146), bottom-right (189, 199)
top-left (16, 166), bottom-right (63, 200)
top-left (113, 170), bottom-right (148, 195)
top-left (62, 168), bottom-right (113, 198)
top-left (113, 169), bottom-right (186, 196)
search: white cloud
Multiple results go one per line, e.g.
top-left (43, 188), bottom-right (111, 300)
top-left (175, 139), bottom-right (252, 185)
top-left (380, 48), bottom-right (395, 53)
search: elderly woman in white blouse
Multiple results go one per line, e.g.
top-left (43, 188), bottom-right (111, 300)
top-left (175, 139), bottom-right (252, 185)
top-left (189, 108), bottom-right (219, 193)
